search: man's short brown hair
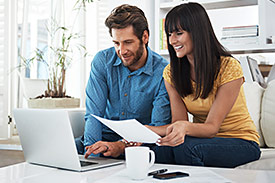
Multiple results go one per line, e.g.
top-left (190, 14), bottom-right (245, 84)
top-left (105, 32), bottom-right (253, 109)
top-left (105, 4), bottom-right (149, 46)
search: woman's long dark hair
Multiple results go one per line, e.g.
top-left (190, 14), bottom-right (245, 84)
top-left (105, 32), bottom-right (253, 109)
top-left (165, 2), bottom-right (231, 99)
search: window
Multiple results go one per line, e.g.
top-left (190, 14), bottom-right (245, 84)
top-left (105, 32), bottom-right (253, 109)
top-left (17, 0), bottom-right (50, 79)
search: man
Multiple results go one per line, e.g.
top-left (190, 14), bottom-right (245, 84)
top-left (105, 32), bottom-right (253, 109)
top-left (77, 4), bottom-right (171, 158)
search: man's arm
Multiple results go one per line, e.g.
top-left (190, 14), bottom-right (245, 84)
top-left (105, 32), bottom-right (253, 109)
top-left (148, 77), bottom-right (171, 132)
top-left (84, 51), bottom-right (129, 158)
top-left (84, 52), bottom-right (108, 151)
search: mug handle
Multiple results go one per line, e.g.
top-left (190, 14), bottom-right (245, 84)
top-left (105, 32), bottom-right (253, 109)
top-left (149, 150), bottom-right (155, 168)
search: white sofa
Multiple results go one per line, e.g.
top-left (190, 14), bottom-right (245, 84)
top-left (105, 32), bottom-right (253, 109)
top-left (236, 80), bottom-right (275, 170)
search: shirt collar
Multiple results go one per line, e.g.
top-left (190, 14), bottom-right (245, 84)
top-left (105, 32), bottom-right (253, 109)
top-left (113, 56), bottom-right (121, 66)
top-left (113, 47), bottom-right (153, 76)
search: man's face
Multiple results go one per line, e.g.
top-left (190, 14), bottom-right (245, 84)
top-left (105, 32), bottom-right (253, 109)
top-left (112, 26), bottom-right (148, 71)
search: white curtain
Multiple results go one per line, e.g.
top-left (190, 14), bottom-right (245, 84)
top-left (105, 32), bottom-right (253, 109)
top-left (0, 0), bottom-right (17, 139)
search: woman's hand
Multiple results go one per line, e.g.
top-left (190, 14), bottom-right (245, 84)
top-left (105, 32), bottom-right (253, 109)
top-left (157, 121), bottom-right (189, 146)
top-left (121, 139), bottom-right (143, 147)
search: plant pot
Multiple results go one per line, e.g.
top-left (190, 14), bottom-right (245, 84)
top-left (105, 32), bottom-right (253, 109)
top-left (17, 71), bottom-right (48, 99)
top-left (27, 97), bottom-right (80, 109)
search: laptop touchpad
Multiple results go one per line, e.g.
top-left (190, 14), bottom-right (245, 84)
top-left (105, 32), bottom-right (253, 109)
top-left (80, 161), bottom-right (98, 167)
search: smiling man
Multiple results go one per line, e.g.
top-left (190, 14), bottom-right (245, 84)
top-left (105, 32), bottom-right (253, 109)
top-left (75, 4), bottom-right (171, 158)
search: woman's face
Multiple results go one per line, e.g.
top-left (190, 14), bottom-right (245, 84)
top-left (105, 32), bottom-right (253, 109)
top-left (168, 30), bottom-right (193, 59)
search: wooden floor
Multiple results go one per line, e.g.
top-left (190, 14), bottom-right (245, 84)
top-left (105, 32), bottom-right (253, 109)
top-left (0, 136), bottom-right (25, 168)
top-left (0, 150), bottom-right (25, 168)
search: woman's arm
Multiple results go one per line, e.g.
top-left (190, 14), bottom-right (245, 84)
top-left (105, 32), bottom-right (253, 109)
top-left (159, 78), bottom-right (244, 146)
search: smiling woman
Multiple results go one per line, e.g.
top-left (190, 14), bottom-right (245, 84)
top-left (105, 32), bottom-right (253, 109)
top-left (148, 2), bottom-right (261, 168)
top-left (168, 30), bottom-right (193, 61)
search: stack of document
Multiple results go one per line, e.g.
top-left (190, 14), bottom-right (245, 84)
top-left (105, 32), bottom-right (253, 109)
top-left (221, 25), bottom-right (259, 46)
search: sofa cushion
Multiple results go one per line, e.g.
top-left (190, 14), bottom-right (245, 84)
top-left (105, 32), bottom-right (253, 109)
top-left (236, 148), bottom-right (275, 170)
top-left (261, 80), bottom-right (275, 147)
top-left (243, 82), bottom-right (265, 147)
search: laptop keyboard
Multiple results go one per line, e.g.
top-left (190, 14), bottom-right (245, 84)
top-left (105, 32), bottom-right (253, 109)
top-left (80, 161), bottom-right (98, 167)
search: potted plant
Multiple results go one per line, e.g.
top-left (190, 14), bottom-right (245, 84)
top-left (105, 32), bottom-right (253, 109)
top-left (18, 0), bottom-right (91, 108)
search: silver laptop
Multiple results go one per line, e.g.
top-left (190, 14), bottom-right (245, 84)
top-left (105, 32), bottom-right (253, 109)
top-left (13, 108), bottom-right (124, 172)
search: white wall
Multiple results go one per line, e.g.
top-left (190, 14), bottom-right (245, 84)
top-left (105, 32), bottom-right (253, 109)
top-left (95, 0), bottom-right (155, 51)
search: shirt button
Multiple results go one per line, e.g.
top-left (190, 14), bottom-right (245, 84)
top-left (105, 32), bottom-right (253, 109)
top-left (122, 112), bottom-right (125, 115)
top-left (124, 93), bottom-right (127, 97)
top-left (128, 75), bottom-right (131, 78)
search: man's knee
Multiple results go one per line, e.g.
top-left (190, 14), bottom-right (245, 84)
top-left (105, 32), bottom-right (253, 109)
top-left (151, 145), bottom-right (175, 164)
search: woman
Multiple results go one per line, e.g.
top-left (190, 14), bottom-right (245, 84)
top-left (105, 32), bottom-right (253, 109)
top-left (149, 2), bottom-right (261, 168)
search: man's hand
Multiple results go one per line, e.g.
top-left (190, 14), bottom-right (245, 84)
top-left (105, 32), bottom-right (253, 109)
top-left (84, 141), bottom-right (125, 158)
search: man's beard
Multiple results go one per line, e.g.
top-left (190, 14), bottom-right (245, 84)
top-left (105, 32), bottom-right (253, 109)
top-left (131, 42), bottom-right (144, 66)
top-left (121, 41), bottom-right (144, 68)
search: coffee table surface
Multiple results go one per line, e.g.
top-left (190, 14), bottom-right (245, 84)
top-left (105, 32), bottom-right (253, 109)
top-left (1, 162), bottom-right (275, 183)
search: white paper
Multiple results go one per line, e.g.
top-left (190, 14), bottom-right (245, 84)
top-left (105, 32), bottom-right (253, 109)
top-left (91, 114), bottom-right (161, 144)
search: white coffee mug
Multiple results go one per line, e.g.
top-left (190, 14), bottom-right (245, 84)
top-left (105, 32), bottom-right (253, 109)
top-left (125, 146), bottom-right (155, 180)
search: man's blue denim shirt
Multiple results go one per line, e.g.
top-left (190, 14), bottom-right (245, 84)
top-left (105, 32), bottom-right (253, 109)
top-left (84, 47), bottom-right (171, 148)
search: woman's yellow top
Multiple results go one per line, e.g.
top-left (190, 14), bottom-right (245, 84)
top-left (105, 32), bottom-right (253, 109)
top-left (163, 56), bottom-right (260, 144)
